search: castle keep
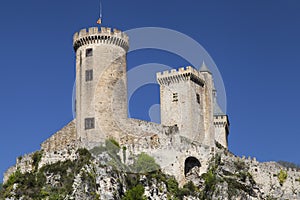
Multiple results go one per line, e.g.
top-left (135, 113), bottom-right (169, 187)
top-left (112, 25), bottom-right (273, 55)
top-left (4, 26), bottom-right (230, 184)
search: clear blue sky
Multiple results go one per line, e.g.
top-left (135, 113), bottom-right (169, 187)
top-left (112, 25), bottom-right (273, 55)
top-left (1, 0), bottom-right (300, 181)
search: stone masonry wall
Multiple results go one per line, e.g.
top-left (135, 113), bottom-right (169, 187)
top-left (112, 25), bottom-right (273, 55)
top-left (220, 150), bottom-right (300, 199)
top-left (41, 120), bottom-right (77, 152)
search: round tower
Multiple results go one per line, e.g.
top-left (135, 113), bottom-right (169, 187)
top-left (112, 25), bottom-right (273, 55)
top-left (73, 27), bottom-right (129, 145)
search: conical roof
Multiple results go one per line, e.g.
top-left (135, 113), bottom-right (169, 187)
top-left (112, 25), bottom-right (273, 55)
top-left (199, 61), bottom-right (211, 73)
top-left (214, 98), bottom-right (225, 116)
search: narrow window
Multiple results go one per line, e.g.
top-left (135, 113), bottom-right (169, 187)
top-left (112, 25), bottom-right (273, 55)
top-left (79, 51), bottom-right (82, 66)
top-left (85, 118), bottom-right (95, 130)
top-left (173, 93), bottom-right (178, 102)
top-left (85, 70), bottom-right (93, 81)
top-left (196, 93), bottom-right (200, 104)
top-left (86, 48), bottom-right (93, 57)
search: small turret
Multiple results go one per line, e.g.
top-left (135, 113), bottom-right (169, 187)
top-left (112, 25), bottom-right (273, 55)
top-left (199, 61), bottom-right (211, 74)
top-left (213, 88), bottom-right (230, 148)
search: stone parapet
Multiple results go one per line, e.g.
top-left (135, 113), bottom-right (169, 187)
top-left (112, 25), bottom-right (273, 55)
top-left (157, 66), bottom-right (205, 86)
top-left (73, 27), bottom-right (129, 52)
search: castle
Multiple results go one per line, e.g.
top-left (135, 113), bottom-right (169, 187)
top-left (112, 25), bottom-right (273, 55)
top-left (73, 26), bottom-right (229, 182)
top-left (72, 26), bottom-right (229, 147)
top-left (4, 26), bottom-right (300, 199)
top-left (4, 26), bottom-right (230, 184)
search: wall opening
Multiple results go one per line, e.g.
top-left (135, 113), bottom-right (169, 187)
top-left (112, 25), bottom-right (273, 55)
top-left (86, 48), bottom-right (93, 57)
top-left (172, 93), bottom-right (178, 102)
top-left (184, 157), bottom-right (201, 176)
top-left (85, 118), bottom-right (95, 130)
top-left (196, 93), bottom-right (200, 104)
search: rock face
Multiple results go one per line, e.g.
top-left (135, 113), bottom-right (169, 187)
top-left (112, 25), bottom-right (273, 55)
top-left (1, 142), bottom-right (300, 200)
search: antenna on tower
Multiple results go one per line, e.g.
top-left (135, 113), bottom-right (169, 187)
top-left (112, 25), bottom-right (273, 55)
top-left (97, 0), bottom-right (102, 24)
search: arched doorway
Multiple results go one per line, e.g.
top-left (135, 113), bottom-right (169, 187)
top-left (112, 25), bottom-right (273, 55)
top-left (184, 157), bottom-right (201, 176)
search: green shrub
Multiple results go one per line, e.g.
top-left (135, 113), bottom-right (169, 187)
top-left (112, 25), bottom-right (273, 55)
top-left (237, 171), bottom-right (247, 182)
top-left (131, 152), bottom-right (160, 173)
top-left (18, 156), bottom-right (22, 162)
top-left (203, 168), bottom-right (218, 193)
top-left (214, 154), bottom-right (222, 166)
top-left (149, 170), bottom-right (167, 183)
top-left (77, 148), bottom-right (92, 160)
top-left (106, 138), bottom-right (120, 154)
top-left (166, 179), bottom-right (197, 200)
top-left (122, 184), bottom-right (146, 200)
top-left (225, 177), bottom-right (254, 199)
top-left (183, 181), bottom-right (197, 193)
top-left (247, 172), bottom-right (256, 185)
top-left (166, 177), bottom-right (179, 195)
top-left (125, 174), bottom-right (140, 189)
top-left (90, 145), bottom-right (107, 156)
top-left (32, 151), bottom-right (43, 171)
top-left (1, 148), bottom-right (95, 199)
top-left (277, 169), bottom-right (287, 186)
top-left (234, 159), bottom-right (247, 171)
top-left (2, 170), bottom-right (46, 199)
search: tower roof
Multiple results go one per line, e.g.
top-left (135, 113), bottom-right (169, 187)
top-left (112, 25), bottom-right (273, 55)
top-left (199, 61), bottom-right (211, 74)
top-left (214, 99), bottom-right (225, 116)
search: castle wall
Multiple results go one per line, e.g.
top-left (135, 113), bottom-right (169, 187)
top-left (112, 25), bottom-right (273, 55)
top-left (3, 154), bottom-right (33, 183)
top-left (41, 120), bottom-right (77, 152)
top-left (221, 153), bottom-right (300, 199)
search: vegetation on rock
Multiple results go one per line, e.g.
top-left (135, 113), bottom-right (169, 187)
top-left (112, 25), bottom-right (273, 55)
top-left (32, 150), bottom-right (43, 171)
top-left (122, 184), bottom-right (146, 200)
top-left (277, 169), bottom-right (288, 186)
top-left (2, 141), bottom-right (298, 200)
top-left (131, 152), bottom-right (160, 173)
top-left (0, 148), bottom-right (94, 200)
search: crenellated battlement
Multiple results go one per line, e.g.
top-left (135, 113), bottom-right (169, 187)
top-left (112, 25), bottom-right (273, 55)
top-left (214, 115), bottom-right (229, 127)
top-left (157, 66), bottom-right (205, 86)
top-left (73, 27), bottom-right (129, 52)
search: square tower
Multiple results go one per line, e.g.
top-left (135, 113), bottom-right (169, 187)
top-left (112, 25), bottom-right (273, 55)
top-left (157, 66), bottom-right (213, 144)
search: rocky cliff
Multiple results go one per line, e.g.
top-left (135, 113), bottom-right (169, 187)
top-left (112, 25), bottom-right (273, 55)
top-left (1, 139), bottom-right (300, 200)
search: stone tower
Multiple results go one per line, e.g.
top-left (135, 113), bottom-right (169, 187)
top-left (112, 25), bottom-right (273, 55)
top-left (213, 89), bottom-right (230, 148)
top-left (73, 27), bottom-right (129, 144)
top-left (157, 64), bottom-right (215, 146)
top-left (199, 62), bottom-right (216, 147)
